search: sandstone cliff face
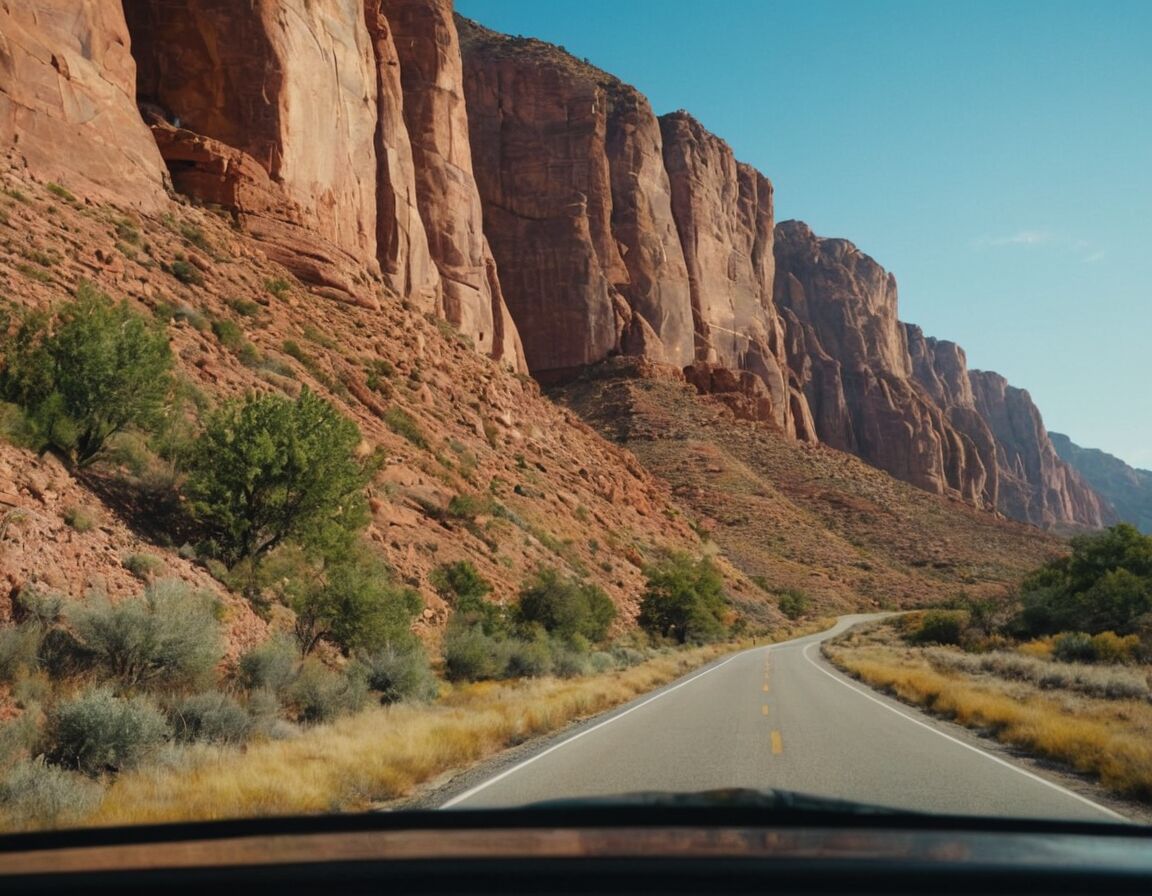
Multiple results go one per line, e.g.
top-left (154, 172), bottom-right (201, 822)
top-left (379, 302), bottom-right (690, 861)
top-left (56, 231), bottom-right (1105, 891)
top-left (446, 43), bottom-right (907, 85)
top-left (774, 221), bottom-right (990, 504)
top-left (970, 371), bottom-right (1112, 529)
top-left (384, 0), bottom-right (524, 368)
top-left (0, 1), bottom-right (167, 210)
top-left (457, 22), bottom-right (810, 436)
top-left (123, 0), bottom-right (381, 304)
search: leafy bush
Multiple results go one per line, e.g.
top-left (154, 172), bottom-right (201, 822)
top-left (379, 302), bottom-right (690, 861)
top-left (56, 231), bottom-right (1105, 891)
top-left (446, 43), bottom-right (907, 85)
top-left (357, 642), bottom-right (438, 704)
top-left (186, 388), bottom-right (369, 566)
top-left (430, 560), bottom-right (492, 607)
top-left (516, 568), bottom-right (616, 644)
top-left (286, 660), bottom-right (368, 725)
top-left (1015, 525), bottom-right (1152, 636)
top-left (638, 553), bottom-right (728, 644)
top-left (1052, 632), bottom-right (1096, 663)
top-left (46, 687), bottom-right (170, 774)
top-left (441, 621), bottom-right (511, 682)
top-left (383, 406), bottom-right (428, 449)
top-left (287, 547), bottom-right (422, 656)
top-left (0, 760), bottom-right (103, 828)
top-left (264, 278), bottom-right (292, 300)
top-left (237, 634), bottom-right (298, 696)
top-left (504, 631), bottom-right (554, 678)
top-left (908, 610), bottom-right (970, 646)
top-left (168, 692), bottom-right (252, 745)
top-left (68, 580), bottom-right (223, 691)
top-left (211, 318), bottom-right (246, 351)
top-left (777, 589), bottom-right (810, 620)
top-left (169, 257), bottom-right (204, 286)
top-left (1090, 630), bottom-right (1140, 664)
top-left (0, 284), bottom-right (173, 466)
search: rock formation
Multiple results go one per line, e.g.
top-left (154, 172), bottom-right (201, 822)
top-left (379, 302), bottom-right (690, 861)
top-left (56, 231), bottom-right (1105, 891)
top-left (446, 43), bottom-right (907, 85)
top-left (0, 1), bottom-right (167, 210)
top-left (383, 0), bottom-right (524, 367)
top-left (1049, 433), bottom-right (1152, 533)
top-left (969, 371), bottom-right (1111, 529)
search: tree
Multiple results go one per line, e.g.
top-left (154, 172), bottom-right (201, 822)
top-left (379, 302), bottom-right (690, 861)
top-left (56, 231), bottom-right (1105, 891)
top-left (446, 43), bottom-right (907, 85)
top-left (286, 546), bottom-right (422, 656)
top-left (638, 553), bottom-right (728, 644)
top-left (429, 560), bottom-right (492, 609)
top-left (0, 284), bottom-right (173, 466)
top-left (186, 387), bottom-right (369, 566)
top-left (515, 568), bottom-right (616, 644)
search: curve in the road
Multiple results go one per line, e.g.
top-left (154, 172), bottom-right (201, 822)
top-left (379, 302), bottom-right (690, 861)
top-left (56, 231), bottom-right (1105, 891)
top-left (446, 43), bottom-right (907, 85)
top-left (441, 616), bottom-right (1126, 822)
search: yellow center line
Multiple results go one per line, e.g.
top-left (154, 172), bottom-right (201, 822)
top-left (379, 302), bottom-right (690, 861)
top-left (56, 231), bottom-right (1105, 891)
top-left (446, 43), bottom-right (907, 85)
top-left (762, 682), bottom-right (770, 692)
top-left (761, 704), bottom-right (770, 716)
top-left (770, 730), bottom-right (783, 754)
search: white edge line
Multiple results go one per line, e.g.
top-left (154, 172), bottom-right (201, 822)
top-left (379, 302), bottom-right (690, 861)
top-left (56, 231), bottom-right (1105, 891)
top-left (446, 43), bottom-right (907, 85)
top-left (440, 652), bottom-right (747, 808)
top-left (799, 642), bottom-right (1128, 822)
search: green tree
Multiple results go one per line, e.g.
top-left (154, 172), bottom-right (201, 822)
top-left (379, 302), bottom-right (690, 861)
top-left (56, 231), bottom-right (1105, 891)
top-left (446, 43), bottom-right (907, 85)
top-left (515, 568), bottom-right (616, 644)
top-left (186, 388), bottom-right (369, 566)
top-left (429, 560), bottom-right (492, 609)
top-left (285, 546), bottom-right (422, 656)
top-left (638, 553), bottom-right (728, 644)
top-left (0, 284), bottom-right (173, 465)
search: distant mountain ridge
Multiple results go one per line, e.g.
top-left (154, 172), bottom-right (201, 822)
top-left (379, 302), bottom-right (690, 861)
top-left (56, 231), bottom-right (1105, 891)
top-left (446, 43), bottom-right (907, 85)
top-left (1049, 433), bottom-right (1152, 533)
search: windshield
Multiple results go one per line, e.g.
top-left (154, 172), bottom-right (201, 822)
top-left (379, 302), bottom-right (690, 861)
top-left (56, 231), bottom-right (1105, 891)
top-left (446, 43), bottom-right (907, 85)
top-left (0, 0), bottom-right (1149, 837)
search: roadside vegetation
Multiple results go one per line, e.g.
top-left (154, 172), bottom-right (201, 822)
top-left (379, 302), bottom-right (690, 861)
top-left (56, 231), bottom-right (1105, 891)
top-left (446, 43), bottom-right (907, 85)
top-left (825, 524), bottom-right (1152, 803)
top-left (0, 283), bottom-right (770, 831)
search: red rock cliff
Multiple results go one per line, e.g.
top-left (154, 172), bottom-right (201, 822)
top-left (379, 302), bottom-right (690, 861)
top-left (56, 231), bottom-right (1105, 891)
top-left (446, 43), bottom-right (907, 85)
top-left (0, 1), bottom-right (167, 210)
top-left (969, 370), bottom-right (1112, 529)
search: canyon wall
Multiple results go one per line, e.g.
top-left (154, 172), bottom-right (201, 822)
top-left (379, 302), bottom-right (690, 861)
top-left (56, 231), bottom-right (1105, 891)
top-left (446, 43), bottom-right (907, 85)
top-left (0, 0), bottom-right (1108, 528)
top-left (970, 372), bottom-right (1112, 529)
top-left (0, 1), bottom-right (167, 211)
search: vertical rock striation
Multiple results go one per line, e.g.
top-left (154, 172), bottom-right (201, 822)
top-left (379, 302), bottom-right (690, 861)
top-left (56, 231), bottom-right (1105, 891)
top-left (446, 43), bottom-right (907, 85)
top-left (969, 371), bottom-right (1112, 529)
top-left (384, 0), bottom-right (524, 368)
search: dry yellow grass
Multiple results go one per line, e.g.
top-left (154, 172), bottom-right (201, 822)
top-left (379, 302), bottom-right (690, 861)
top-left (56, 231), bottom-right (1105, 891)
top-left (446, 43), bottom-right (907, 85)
top-left (85, 636), bottom-right (801, 828)
top-left (825, 639), bottom-right (1152, 801)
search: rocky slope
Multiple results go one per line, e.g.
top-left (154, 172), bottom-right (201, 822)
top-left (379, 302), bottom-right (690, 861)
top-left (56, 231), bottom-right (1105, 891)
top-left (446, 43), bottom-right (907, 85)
top-left (1049, 433), bottom-right (1151, 533)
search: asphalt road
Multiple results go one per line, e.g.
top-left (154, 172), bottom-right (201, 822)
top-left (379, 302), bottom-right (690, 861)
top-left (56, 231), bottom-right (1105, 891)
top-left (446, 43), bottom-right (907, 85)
top-left (441, 615), bottom-right (1126, 821)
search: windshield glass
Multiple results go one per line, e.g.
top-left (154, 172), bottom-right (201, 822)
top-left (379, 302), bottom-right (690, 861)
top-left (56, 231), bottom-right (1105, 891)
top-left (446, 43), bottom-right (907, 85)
top-left (0, 0), bottom-right (1149, 836)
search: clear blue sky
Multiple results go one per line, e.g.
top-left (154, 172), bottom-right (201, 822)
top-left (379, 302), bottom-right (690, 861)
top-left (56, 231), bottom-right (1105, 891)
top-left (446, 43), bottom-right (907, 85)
top-left (456, 0), bottom-right (1152, 469)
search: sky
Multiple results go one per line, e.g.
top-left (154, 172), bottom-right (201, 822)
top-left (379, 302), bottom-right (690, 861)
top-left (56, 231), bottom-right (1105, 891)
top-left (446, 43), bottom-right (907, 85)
top-left (456, 0), bottom-right (1152, 469)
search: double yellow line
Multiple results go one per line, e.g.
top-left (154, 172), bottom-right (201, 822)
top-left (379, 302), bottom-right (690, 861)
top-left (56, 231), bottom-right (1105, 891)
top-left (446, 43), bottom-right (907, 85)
top-left (763, 657), bottom-right (783, 754)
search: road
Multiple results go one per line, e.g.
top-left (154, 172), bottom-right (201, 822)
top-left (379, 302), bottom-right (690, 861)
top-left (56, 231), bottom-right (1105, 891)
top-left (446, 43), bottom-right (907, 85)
top-left (441, 615), bottom-right (1125, 821)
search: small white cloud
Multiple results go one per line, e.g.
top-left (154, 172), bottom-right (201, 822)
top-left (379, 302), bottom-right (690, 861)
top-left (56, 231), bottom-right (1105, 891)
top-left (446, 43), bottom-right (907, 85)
top-left (991, 230), bottom-right (1051, 246)
top-left (1081, 249), bottom-right (1107, 263)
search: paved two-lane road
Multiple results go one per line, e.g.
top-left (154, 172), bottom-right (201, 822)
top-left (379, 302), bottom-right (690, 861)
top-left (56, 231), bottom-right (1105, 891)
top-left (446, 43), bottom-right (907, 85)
top-left (442, 616), bottom-right (1125, 821)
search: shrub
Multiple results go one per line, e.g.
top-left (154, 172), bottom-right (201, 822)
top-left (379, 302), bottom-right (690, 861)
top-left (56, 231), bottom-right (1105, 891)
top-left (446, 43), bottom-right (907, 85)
top-left (264, 278), bottom-right (292, 299)
top-left (68, 580), bottom-right (223, 691)
top-left (1052, 632), bottom-right (1096, 663)
top-left (168, 692), bottom-right (252, 745)
top-left (447, 493), bottom-right (488, 521)
top-left (908, 610), bottom-right (970, 646)
top-left (63, 505), bottom-right (96, 533)
top-left (0, 760), bottom-right (103, 828)
top-left (442, 622), bottom-right (511, 682)
top-left (15, 587), bottom-right (65, 628)
top-left (237, 635), bottom-right (298, 695)
top-left (516, 568), bottom-right (616, 644)
top-left (429, 560), bottom-right (492, 607)
top-left (226, 297), bottom-right (262, 317)
top-left (383, 406), bottom-right (428, 449)
top-left (777, 589), bottom-right (810, 620)
top-left (504, 632), bottom-right (554, 678)
top-left (169, 257), bottom-right (204, 286)
top-left (0, 284), bottom-right (174, 466)
top-left (45, 182), bottom-right (76, 202)
top-left (1089, 631), bottom-right (1140, 664)
top-left (211, 318), bottom-right (246, 351)
top-left (287, 546), bottom-right (422, 656)
top-left (286, 660), bottom-right (368, 725)
top-left (46, 687), bottom-right (170, 774)
top-left (122, 552), bottom-right (165, 580)
top-left (551, 645), bottom-right (591, 679)
top-left (186, 388), bottom-right (369, 566)
top-left (638, 553), bottom-right (728, 644)
top-left (357, 642), bottom-right (438, 704)
top-left (0, 624), bottom-right (41, 683)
